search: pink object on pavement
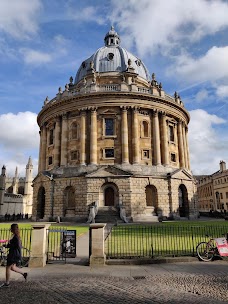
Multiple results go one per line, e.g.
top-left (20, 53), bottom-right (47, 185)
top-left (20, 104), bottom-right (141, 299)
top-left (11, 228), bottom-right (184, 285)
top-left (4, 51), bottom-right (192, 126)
top-left (0, 240), bottom-right (8, 243)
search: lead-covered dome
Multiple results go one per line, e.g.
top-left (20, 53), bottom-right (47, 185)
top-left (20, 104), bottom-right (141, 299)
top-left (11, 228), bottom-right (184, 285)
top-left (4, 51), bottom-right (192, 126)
top-left (75, 26), bottom-right (150, 84)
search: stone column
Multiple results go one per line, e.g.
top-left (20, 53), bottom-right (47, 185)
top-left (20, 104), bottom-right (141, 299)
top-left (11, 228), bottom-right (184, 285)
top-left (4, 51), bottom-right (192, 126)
top-left (38, 130), bottom-right (42, 172)
top-left (80, 111), bottom-right (86, 165)
top-left (182, 122), bottom-right (188, 169)
top-left (153, 110), bottom-right (161, 165)
top-left (161, 112), bottom-right (169, 166)
top-left (121, 107), bottom-right (129, 164)
top-left (40, 124), bottom-right (47, 171)
top-left (53, 117), bottom-right (61, 167)
top-left (60, 114), bottom-right (68, 166)
top-left (185, 127), bottom-right (191, 170)
top-left (90, 109), bottom-right (97, 165)
top-left (132, 108), bottom-right (139, 164)
top-left (89, 223), bottom-right (106, 265)
top-left (177, 120), bottom-right (184, 168)
top-left (29, 223), bottom-right (51, 267)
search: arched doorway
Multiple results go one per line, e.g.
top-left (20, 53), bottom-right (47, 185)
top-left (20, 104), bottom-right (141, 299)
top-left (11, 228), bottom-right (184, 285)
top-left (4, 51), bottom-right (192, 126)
top-left (37, 186), bottom-right (45, 219)
top-left (178, 184), bottom-right (189, 217)
top-left (145, 185), bottom-right (158, 213)
top-left (63, 186), bottom-right (75, 216)
top-left (104, 187), bottom-right (115, 206)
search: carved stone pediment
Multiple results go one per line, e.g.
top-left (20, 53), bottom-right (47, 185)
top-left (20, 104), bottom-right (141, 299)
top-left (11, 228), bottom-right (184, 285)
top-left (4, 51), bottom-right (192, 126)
top-left (86, 166), bottom-right (132, 178)
top-left (168, 168), bottom-right (194, 181)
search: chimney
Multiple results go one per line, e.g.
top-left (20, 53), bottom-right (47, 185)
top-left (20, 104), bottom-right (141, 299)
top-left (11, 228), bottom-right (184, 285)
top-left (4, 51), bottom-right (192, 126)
top-left (219, 160), bottom-right (226, 172)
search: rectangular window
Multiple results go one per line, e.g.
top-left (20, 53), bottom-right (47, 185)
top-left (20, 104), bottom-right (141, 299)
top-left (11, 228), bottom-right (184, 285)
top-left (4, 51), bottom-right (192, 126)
top-left (220, 193), bottom-right (223, 199)
top-left (168, 125), bottom-right (174, 142)
top-left (105, 118), bottom-right (114, 136)
top-left (226, 192), bottom-right (228, 199)
top-left (142, 150), bottom-right (150, 159)
top-left (104, 148), bottom-right (114, 158)
top-left (171, 153), bottom-right (176, 162)
top-left (48, 156), bottom-right (53, 165)
top-left (71, 150), bottom-right (78, 160)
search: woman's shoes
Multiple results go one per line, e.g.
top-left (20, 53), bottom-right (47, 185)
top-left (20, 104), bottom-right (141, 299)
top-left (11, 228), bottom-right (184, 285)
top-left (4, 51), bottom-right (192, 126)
top-left (23, 273), bottom-right (28, 281)
top-left (0, 282), bottom-right (10, 288)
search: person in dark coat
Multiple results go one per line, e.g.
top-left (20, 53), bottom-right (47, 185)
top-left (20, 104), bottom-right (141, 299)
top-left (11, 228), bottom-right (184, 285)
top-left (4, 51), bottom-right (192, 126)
top-left (0, 223), bottom-right (28, 287)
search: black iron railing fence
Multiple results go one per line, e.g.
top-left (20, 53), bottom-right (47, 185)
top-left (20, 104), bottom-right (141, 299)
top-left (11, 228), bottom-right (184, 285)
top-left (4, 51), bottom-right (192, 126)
top-left (105, 225), bottom-right (228, 259)
top-left (0, 228), bottom-right (32, 251)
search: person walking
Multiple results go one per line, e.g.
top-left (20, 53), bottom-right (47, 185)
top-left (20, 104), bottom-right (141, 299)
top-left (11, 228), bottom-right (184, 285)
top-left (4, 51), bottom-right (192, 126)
top-left (0, 223), bottom-right (28, 287)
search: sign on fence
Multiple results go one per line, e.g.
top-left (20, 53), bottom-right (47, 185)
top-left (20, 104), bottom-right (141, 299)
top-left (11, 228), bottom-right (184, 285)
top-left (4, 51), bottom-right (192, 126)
top-left (215, 237), bottom-right (228, 257)
top-left (62, 230), bottom-right (76, 258)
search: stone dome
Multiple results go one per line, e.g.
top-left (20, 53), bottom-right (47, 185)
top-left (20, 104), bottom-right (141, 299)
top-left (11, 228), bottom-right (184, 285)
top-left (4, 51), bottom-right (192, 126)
top-left (75, 26), bottom-right (150, 84)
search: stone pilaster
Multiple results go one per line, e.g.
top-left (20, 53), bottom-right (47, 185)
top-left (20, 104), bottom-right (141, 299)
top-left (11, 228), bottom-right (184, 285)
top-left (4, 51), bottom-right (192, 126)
top-left (90, 109), bottom-right (97, 165)
top-left (177, 120), bottom-right (184, 168)
top-left (38, 130), bottom-right (42, 172)
top-left (53, 117), bottom-right (61, 167)
top-left (153, 110), bottom-right (161, 165)
top-left (161, 112), bottom-right (169, 166)
top-left (121, 107), bottom-right (129, 164)
top-left (132, 108), bottom-right (139, 164)
top-left (80, 111), bottom-right (86, 165)
top-left (60, 114), bottom-right (68, 166)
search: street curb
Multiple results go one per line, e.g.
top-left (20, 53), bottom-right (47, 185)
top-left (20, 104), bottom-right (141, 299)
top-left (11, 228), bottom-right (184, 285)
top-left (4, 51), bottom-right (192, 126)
top-left (106, 256), bottom-right (197, 265)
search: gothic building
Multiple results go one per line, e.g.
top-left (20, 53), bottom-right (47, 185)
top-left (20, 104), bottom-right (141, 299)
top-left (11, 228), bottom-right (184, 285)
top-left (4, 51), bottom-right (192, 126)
top-left (0, 157), bottom-right (33, 217)
top-left (32, 27), bottom-right (197, 222)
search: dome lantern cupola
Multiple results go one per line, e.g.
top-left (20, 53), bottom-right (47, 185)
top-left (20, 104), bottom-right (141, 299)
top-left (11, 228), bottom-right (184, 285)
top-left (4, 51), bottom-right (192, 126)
top-left (104, 26), bottom-right (120, 47)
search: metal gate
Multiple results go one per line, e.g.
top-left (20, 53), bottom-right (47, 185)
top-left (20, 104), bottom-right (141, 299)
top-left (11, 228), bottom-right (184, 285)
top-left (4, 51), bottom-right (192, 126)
top-left (47, 227), bottom-right (76, 264)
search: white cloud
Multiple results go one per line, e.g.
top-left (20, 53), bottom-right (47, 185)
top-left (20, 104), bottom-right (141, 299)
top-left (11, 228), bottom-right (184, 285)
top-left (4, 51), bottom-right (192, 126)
top-left (195, 89), bottom-right (209, 102)
top-left (173, 46), bottom-right (228, 83)
top-left (67, 5), bottom-right (105, 25)
top-left (20, 48), bottom-right (52, 65)
top-left (216, 85), bottom-right (228, 99)
top-left (0, 112), bottom-right (39, 149)
top-left (0, 0), bottom-right (42, 39)
top-left (111, 0), bottom-right (228, 55)
top-left (188, 109), bottom-right (227, 175)
top-left (0, 112), bottom-right (39, 176)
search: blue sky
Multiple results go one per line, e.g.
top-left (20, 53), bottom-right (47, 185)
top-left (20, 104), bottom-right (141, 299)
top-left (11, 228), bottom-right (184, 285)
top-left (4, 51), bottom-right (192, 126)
top-left (0, 0), bottom-right (228, 177)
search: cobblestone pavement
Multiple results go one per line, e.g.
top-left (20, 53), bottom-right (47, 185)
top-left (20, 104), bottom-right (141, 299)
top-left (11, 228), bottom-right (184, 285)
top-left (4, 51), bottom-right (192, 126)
top-left (0, 261), bottom-right (227, 304)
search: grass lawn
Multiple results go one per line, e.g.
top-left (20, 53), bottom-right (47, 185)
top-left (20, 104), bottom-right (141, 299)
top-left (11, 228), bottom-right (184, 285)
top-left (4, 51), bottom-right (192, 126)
top-left (106, 220), bottom-right (228, 258)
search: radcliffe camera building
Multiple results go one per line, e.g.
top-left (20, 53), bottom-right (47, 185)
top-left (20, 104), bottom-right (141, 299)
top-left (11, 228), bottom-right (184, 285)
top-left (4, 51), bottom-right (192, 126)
top-left (32, 27), bottom-right (197, 222)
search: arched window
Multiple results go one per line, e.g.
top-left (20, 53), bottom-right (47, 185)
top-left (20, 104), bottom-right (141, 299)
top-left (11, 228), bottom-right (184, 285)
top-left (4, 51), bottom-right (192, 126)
top-left (71, 122), bottom-right (78, 139)
top-left (142, 121), bottom-right (149, 137)
top-left (7, 186), bottom-right (13, 193)
top-left (18, 186), bottom-right (24, 195)
top-left (64, 186), bottom-right (75, 208)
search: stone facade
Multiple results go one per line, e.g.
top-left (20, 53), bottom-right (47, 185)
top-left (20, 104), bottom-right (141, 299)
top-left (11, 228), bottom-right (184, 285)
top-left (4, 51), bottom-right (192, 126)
top-left (0, 157), bottom-right (33, 217)
top-left (197, 160), bottom-right (228, 213)
top-left (32, 27), bottom-right (197, 222)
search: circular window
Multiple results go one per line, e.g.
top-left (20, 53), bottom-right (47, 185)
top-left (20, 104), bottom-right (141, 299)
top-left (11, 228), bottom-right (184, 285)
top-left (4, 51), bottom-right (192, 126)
top-left (108, 53), bottom-right (114, 61)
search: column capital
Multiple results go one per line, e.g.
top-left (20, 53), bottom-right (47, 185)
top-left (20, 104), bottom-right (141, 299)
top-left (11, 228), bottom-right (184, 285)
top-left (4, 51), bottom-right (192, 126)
top-left (89, 107), bottom-right (97, 112)
top-left (120, 106), bottom-right (128, 111)
top-left (152, 109), bottom-right (158, 116)
top-left (161, 111), bottom-right (166, 117)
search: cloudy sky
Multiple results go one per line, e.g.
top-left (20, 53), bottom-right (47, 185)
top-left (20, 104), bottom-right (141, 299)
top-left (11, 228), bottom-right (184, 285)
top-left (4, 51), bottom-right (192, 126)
top-left (0, 0), bottom-right (228, 177)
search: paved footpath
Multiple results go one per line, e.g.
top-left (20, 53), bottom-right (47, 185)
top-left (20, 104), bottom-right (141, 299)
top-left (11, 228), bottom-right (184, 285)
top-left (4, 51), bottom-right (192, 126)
top-left (0, 260), bottom-right (227, 304)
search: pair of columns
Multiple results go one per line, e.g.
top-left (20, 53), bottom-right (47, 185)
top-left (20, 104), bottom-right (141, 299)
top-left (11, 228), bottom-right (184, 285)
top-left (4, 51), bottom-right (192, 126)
top-left (38, 108), bottom-right (190, 171)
